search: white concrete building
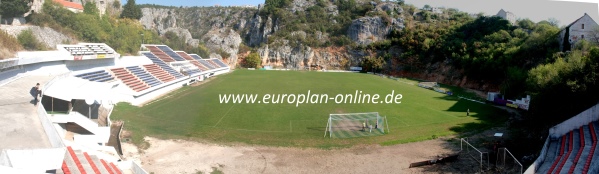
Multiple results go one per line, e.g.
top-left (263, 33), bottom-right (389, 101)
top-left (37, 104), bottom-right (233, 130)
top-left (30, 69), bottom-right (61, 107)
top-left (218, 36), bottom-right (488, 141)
top-left (559, 13), bottom-right (599, 51)
top-left (496, 9), bottom-right (516, 24)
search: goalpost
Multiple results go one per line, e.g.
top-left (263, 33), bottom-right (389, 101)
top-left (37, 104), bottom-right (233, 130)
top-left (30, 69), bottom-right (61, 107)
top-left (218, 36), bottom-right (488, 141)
top-left (460, 138), bottom-right (490, 172)
top-left (324, 112), bottom-right (389, 138)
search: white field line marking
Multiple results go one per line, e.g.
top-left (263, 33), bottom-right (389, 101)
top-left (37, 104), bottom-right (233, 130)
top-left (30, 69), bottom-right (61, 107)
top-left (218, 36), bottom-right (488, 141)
top-left (390, 117), bottom-right (410, 126)
top-left (213, 104), bottom-right (235, 127)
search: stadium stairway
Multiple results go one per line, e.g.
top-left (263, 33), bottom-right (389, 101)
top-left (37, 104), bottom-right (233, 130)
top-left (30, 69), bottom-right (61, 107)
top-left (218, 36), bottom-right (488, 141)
top-left (538, 121), bottom-right (599, 174)
top-left (58, 146), bottom-right (123, 174)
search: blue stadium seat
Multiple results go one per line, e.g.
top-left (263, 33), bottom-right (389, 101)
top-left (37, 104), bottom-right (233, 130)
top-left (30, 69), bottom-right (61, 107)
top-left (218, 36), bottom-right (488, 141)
top-left (212, 59), bottom-right (228, 67)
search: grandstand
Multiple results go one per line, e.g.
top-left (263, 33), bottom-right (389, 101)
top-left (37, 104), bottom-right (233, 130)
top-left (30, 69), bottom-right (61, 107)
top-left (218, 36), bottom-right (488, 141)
top-left (525, 104), bottom-right (599, 174)
top-left (0, 42), bottom-right (231, 173)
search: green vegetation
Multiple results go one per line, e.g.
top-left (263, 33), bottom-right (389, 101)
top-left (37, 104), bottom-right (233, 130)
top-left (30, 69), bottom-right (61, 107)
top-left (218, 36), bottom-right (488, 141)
top-left (26, 0), bottom-right (208, 55)
top-left (0, 30), bottom-right (22, 59)
top-left (361, 55), bottom-right (386, 73)
top-left (121, 0), bottom-right (142, 20)
top-left (526, 41), bottom-right (599, 125)
top-left (242, 52), bottom-right (261, 68)
top-left (262, 0), bottom-right (375, 47)
top-left (0, 0), bottom-right (31, 18)
top-left (112, 70), bottom-right (506, 148)
top-left (17, 29), bottom-right (46, 51)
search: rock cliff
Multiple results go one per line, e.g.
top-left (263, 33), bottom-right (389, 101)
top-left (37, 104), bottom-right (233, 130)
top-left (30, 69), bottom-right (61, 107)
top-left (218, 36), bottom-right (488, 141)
top-left (139, 1), bottom-right (404, 69)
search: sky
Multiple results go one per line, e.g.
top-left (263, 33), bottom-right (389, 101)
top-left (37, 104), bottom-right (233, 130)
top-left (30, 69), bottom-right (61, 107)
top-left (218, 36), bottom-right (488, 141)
top-left (127, 0), bottom-right (599, 27)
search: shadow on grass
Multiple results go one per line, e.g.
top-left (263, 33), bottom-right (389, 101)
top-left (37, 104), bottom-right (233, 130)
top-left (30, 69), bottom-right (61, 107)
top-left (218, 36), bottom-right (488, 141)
top-left (437, 95), bottom-right (508, 136)
top-left (406, 95), bottom-right (510, 173)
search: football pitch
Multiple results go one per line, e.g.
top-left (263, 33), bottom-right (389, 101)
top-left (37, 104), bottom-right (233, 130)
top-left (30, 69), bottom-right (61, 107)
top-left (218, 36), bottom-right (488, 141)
top-left (111, 70), bottom-right (506, 148)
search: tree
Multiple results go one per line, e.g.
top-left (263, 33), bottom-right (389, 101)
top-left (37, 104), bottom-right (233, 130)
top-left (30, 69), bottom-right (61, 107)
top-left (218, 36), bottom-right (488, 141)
top-left (120, 0), bottom-right (142, 20)
top-left (0, 0), bottom-right (31, 18)
top-left (243, 53), bottom-right (262, 68)
top-left (393, 0), bottom-right (405, 5)
top-left (516, 18), bottom-right (534, 29)
top-left (548, 18), bottom-right (560, 27)
top-left (590, 26), bottom-right (599, 45)
top-left (362, 56), bottom-right (386, 73)
top-left (423, 4), bottom-right (431, 10)
top-left (83, 2), bottom-right (99, 16)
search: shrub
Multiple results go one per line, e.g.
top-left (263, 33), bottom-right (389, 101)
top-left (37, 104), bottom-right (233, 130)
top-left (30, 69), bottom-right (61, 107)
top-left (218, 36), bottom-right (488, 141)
top-left (0, 30), bottom-right (22, 59)
top-left (17, 29), bottom-right (46, 51)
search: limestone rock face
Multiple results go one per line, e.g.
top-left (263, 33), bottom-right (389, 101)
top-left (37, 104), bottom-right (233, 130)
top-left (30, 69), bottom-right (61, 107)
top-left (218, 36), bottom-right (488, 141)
top-left (138, 1), bottom-right (398, 69)
top-left (347, 17), bottom-right (405, 45)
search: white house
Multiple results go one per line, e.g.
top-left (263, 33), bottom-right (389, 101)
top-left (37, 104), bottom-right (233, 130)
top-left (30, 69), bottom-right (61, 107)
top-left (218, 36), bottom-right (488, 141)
top-left (496, 9), bottom-right (516, 24)
top-left (559, 13), bottom-right (599, 51)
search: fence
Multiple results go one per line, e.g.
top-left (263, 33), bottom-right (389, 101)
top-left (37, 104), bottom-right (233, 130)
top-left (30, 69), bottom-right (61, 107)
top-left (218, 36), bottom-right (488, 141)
top-left (496, 148), bottom-right (523, 174)
top-left (461, 138), bottom-right (489, 172)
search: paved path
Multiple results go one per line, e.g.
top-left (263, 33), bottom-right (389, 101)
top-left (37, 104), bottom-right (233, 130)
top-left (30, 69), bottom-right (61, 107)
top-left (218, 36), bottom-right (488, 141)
top-left (0, 75), bottom-right (54, 150)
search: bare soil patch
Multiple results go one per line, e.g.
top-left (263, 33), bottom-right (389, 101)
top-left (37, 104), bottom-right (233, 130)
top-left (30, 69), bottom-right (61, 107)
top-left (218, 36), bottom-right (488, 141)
top-left (122, 137), bottom-right (468, 174)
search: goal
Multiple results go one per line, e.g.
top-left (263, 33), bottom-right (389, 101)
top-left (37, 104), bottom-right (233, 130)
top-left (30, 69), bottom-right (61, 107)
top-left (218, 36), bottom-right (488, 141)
top-left (324, 112), bottom-right (389, 138)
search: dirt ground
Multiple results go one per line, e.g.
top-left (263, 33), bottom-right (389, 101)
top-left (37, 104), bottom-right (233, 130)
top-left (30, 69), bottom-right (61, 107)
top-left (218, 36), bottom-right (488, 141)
top-left (121, 137), bottom-right (481, 174)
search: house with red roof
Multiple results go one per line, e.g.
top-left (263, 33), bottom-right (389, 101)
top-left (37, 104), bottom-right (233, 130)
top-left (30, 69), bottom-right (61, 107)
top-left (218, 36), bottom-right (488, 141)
top-left (53, 0), bottom-right (84, 13)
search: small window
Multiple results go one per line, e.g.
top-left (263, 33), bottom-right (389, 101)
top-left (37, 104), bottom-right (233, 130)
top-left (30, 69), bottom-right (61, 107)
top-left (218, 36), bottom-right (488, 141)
top-left (582, 35), bottom-right (584, 39)
top-left (582, 24), bottom-right (585, 29)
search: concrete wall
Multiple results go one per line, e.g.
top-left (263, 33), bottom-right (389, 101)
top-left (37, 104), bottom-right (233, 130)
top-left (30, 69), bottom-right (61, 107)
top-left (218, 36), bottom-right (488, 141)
top-left (560, 14), bottom-right (599, 50)
top-left (526, 102), bottom-right (599, 173)
top-left (549, 102), bottom-right (599, 138)
top-left (131, 79), bottom-right (188, 106)
top-left (4, 148), bottom-right (65, 170)
top-left (115, 56), bottom-right (153, 67)
top-left (524, 137), bottom-right (550, 174)
top-left (37, 103), bottom-right (65, 148)
top-left (0, 150), bottom-right (10, 167)
top-left (568, 14), bottom-right (598, 44)
top-left (130, 161), bottom-right (149, 174)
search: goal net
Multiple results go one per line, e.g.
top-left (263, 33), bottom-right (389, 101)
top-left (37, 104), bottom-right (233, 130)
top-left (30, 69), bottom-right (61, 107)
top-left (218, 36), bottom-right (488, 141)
top-left (324, 112), bottom-right (388, 138)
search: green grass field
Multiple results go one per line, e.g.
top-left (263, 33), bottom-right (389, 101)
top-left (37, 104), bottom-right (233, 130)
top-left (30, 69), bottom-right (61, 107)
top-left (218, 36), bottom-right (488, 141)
top-left (111, 70), bottom-right (507, 149)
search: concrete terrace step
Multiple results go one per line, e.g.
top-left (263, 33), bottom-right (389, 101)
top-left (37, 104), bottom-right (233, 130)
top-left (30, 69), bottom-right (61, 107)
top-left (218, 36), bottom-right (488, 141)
top-left (574, 125), bottom-right (593, 174)
top-left (91, 155), bottom-right (110, 174)
top-left (560, 129), bottom-right (581, 174)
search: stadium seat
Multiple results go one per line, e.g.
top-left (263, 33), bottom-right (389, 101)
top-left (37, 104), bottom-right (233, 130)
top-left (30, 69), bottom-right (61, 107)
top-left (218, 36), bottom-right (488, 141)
top-left (198, 59), bottom-right (216, 69)
top-left (583, 122), bottom-right (598, 174)
top-left (206, 60), bottom-right (221, 68)
top-left (555, 131), bottom-right (574, 173)
top-left (212, 59), bottom-right (228, 67)
top-left (67, 146), bottom-right (87, 174)
top-left (547, 135), bottom-right (567, 174)
top-left (177, 52), bottom-right (196, 61)
top-left (568, 127), bottom-right (585, 173)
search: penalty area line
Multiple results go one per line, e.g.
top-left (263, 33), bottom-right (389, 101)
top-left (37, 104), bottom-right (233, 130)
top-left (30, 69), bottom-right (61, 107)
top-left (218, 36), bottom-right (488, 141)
top-left (213, 104), bottom-right (235, 127)
top-left (390, 117), bottom-right (410, 126)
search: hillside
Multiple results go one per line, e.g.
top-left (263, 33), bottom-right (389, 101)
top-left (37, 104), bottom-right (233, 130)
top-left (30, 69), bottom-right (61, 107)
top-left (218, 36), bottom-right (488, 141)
top-left (1, 0), bottom-right (598, 128)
